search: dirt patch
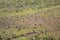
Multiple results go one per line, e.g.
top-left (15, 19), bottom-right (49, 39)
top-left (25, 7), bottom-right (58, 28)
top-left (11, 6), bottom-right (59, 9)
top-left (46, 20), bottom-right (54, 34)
top-left (0, 14), bottom-right (60, 37)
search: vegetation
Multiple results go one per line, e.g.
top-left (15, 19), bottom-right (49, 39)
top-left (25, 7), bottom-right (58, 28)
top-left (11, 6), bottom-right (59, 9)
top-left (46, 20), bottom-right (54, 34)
top-left (0, 0), bottom-right (60, 40)
top-left (0, 26), bottom-right (58, 40)
top-left (0, 0), bottom-right (60, 13)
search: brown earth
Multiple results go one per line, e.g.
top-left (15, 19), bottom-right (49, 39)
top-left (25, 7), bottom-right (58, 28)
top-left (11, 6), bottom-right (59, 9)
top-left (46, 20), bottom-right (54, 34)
top-left (0, 14), bottom-right (60, 37)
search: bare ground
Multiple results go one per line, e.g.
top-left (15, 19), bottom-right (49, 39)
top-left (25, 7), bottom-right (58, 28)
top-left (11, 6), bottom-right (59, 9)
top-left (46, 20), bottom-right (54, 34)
top-left (0, 14), bottom-right (60, 37)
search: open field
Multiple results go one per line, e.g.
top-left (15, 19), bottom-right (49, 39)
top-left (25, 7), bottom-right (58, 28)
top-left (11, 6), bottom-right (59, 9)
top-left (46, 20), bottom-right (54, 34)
top-left (0, 6), bottom-right (60, 40)
top-left (0, 0), bottom-right (60, 40)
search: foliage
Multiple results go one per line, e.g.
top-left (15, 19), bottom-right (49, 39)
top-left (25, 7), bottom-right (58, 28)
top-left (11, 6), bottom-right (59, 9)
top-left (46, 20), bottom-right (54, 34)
top-left (0, 0), bottom-right (60, 13)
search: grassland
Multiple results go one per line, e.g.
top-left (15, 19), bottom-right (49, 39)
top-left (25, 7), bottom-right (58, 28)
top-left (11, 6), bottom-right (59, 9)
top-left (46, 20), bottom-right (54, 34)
top-left (0, 0), bottom-right (60, 40)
